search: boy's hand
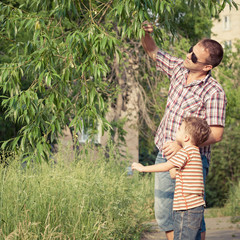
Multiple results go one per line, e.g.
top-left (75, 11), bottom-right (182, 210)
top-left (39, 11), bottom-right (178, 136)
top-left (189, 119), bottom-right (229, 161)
top-left (169, 168), bottom-right (177, 179)
top-left (142, 21), bottom-right (154, 34)
top-left (131, 162), bottom-right (144, 172)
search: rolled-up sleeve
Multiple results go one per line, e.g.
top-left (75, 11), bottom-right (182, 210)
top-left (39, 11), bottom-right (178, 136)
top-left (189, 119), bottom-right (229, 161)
top-left (205, 92), bottom-right (227, 127)
top-left (156, 50), bottom-right (182, 79)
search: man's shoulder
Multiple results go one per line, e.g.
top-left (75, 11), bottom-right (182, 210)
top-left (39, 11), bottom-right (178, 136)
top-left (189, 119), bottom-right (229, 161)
top-left (202, 75), bottom-right (226, 99)
top-left (205, 76), bottom-right (225, 94)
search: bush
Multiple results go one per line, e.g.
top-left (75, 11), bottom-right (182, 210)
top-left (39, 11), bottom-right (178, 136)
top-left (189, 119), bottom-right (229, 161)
top-left (206, 125), bottom-right (240, 207)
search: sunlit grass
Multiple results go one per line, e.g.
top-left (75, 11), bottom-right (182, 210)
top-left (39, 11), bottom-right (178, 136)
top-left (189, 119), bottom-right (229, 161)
top-left (0, 146), bottom-right (154, 239)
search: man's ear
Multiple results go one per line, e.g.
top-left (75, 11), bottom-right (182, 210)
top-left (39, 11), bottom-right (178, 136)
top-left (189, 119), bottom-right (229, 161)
top-left (203, 64), bottom-right (213, 72)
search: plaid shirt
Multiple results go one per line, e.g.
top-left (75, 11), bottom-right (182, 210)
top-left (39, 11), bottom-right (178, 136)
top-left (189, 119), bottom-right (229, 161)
top-left (155, 50), bottom-right (227, 161)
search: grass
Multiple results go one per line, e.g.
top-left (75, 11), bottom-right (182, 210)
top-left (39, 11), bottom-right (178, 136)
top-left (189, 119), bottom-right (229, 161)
top-left (1, 144), bottom-right (239, 239)
top-left (0, 145), bottom-right (154, 239)
top-left (205, 180), bottom-right (240, 220)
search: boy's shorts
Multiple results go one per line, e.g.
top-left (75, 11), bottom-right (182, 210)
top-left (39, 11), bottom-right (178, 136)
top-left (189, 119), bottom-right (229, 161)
top-left (173, 205), bottom-right (204, 240)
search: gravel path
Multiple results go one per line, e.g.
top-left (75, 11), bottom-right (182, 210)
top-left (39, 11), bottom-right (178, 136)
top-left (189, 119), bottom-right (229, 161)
top-left (141, 216), bottom-right (240, 240)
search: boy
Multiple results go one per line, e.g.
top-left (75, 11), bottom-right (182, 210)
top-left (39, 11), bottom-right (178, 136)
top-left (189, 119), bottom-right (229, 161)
top-left (132, 117), bottom-right (211, 240)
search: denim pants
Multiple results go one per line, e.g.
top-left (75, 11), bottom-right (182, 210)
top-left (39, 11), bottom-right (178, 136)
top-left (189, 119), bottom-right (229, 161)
top-left (173, 205), bottom-right (204, 240)
top-left (154, 152), bottom-right (209, 239)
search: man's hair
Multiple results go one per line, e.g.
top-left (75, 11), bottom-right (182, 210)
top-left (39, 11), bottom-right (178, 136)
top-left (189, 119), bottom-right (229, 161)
top-left (199, 39), bottom-right (224, 68)
top-left (182, 117), bottom-right (211, 147)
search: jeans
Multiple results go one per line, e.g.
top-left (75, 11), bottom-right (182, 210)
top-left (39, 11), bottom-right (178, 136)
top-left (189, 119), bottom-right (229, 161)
top-left (154, 152), bottom-right (175, 231)
top-left (195, 155), bottom-right (209, 240)
top-left (173, 205), bottom-right (204, 240)
top-left (154, 152), bottom-right (209, 238)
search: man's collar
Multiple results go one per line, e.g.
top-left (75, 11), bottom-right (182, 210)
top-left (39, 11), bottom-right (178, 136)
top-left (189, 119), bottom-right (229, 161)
top-left (184, 70), bottom-right (211, 87)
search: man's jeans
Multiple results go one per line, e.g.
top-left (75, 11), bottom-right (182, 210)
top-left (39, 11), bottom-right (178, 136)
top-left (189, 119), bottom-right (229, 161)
top-left (154, 152), bottom-right (175, 231)
top-left (173, 205), bottom-right (204, 240)
top-left (154, 152), bottom-right (209, 239)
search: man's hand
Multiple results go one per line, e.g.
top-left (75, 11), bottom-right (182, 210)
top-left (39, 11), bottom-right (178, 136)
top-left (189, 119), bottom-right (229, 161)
top-left (142, 21), bottom-right (154, 34)
top-left (131, 162), bottom-right (144, 172)
top-left (141, 21), bottom-right (158, 61)
top-left (162, 141), bottom-right (181, 160)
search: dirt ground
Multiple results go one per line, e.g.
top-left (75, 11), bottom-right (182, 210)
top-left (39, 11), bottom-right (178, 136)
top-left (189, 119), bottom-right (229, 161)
top-left (141, 216), bottom-right (240, 240)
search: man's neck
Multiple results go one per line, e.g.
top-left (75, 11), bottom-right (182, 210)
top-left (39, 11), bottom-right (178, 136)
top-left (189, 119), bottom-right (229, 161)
top-left (187, 71), bottom-right (207, 85)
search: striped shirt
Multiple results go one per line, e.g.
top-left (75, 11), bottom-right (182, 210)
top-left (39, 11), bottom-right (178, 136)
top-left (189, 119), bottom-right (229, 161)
top-left (169, 146), bottom-right (205, 210)
top-left (155, 50), bottom-right (227, 161)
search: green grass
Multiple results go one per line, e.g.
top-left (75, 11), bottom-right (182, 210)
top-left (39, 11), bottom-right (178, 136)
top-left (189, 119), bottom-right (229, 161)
top-left (0, 146), bottom-right (154, 239)
top-left (205, 181), bottom-right (240, 220)
top-left (205, 181), bottom-right (240, 221)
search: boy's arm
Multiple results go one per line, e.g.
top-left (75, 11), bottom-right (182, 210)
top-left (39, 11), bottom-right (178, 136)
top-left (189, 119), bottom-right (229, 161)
top-left (169, 168), bottom-right (177, 179)
top-left (131, 161), bottom-right (174, 173)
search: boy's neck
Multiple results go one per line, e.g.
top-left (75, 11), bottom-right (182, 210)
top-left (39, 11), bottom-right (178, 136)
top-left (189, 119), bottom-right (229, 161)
top-left (182, 142), bottom-right (196, 148)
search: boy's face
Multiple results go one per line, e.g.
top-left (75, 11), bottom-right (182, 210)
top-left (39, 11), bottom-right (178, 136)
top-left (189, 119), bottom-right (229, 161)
top-left (175, 122), bottom-right (188, 145)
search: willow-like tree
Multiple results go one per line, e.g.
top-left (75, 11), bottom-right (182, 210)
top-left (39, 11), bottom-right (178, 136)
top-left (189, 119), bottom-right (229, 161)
top-left (0, 0), bottom-right (237, 162)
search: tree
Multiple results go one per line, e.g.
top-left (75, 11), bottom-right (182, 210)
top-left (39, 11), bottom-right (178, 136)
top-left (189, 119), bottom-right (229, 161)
top-left (0, 0), bottom-right (237, 162)
top-left (206, 41), bottom-right (240, 207)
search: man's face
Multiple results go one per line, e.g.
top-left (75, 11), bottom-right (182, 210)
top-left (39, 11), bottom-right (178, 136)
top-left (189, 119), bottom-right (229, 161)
top-left (183, 43), bottom-right (211, 71)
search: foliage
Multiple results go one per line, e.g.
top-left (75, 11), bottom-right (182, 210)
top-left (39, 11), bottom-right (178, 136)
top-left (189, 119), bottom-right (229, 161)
top-left (205, 180), bottom-right (240, 219)
top-left (228, 181), bottom-right (240, 221)
top-left (0, 0), bottom-right (237, 162)
top-left (206, 126), bottom-right (240, 207)
top-left (0, 146), bottom-right (154, 239)
top-left (206, 41), bottom-right (240, 207)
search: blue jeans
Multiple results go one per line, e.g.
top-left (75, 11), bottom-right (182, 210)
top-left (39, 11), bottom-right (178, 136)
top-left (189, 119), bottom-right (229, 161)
top-left (173, 205), bottom-right (204, 240)
top-left (154, 152), bottom-right (209, 238)
top-left (154, 152), bottom-right (175, 231)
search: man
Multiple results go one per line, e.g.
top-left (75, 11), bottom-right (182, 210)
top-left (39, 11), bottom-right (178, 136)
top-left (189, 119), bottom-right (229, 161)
top-left (141, 22), bottom-right (227, 240)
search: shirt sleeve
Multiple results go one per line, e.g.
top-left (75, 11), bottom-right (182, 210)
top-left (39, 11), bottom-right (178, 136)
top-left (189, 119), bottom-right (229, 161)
top-left (205, 92), bottom-right (227, 127)
top-left (156, 50), bottom-right (182, 79)
top-left (168, 148), bottom-right (188, 169)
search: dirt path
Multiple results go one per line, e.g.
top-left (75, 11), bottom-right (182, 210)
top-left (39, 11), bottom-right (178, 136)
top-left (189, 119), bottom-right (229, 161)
top-left (141, 216), bottom-right (240, 240)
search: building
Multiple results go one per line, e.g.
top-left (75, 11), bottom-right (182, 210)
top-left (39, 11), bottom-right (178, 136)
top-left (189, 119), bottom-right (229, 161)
top-left (211, 0), bottom-right (240, 50)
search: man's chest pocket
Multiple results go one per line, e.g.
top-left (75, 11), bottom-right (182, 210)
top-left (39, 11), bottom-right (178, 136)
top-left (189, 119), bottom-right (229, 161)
top-left (181, 95), bottom-right (203, 115)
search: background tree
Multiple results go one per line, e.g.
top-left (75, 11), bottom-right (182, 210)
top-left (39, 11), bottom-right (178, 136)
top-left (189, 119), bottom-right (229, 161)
top-left (0, 0), bottom-right (237, 163)
top-left (206, 41), bottom-right (240, 207)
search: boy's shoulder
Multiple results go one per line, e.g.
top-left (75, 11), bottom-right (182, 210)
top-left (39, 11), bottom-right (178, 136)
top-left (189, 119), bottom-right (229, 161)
top-left (183, 145), bottom-right (200, 153)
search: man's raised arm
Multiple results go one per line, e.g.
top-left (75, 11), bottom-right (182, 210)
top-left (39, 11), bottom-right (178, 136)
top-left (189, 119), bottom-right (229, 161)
top-left (141, 21), bottom-right (159, 61)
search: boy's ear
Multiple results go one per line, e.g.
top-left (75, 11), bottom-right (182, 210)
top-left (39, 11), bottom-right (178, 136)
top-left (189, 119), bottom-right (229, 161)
top-left (184, 134), bottom-right (190, 142)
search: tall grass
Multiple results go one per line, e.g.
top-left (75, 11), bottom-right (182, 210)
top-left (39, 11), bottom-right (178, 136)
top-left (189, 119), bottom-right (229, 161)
top-left (205, 181), bottom-right (240, 219)
top-left (227, 181), bottom-right (240, 218)
top-left (0, 146), bottom-right (154, 239)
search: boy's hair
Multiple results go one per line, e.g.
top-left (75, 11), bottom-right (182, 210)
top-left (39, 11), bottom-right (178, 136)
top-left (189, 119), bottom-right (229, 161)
top-left (182, 117), bottom-right (211, 147)
top-left (199, 39), bottom-right (223, 68)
